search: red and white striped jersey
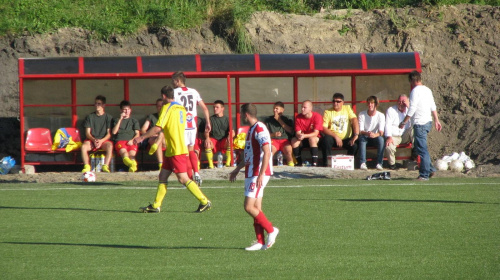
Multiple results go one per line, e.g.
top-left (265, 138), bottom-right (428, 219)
top-left (174, 87), bottom-right (202, 130)
top-left (244, 122), bottom-right (273, 178)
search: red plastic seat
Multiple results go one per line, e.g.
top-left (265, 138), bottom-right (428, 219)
top-left (25, 128), bottom-right (53, 152)
top-left (237, 126), bottom-right (249, 134)
top-left (55, 127), bottom-right (82, 152)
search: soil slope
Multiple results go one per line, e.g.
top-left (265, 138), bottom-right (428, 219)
top-left (0, 4), bottom-right (499, 169)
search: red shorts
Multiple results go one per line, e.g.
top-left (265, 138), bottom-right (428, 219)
top-left (271, 138), bottom-right (291, 152)
top-left (162, 154), bottom-right (188, 173)
top-left (84, 139), bottom-right (114, 152)
top-left (114, 140), bottom-right (138, 153)
top-left (209, 137), bottom-right (228, 153)
top-left (194, 137), bottom-right (202, 152)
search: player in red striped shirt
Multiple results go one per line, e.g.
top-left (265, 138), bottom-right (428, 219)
top-left (229, 103), bottom-right (279, 251)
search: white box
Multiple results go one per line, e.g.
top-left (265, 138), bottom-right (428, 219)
top-left (328, 155), bottom-right (354, 170)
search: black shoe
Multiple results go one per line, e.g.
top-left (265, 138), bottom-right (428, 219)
top-left (429, 172), bottom-right (435, 178)
top-left (139, 204), bottom-right (160, 213)
top-left (195, 201), bottom-right (212, 213)
top-left (388, 164), bottom-right (397, 170)
top-left (383, 172), bottom-right (391, 180)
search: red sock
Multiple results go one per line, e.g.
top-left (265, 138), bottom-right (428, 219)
top-left (186, 154), bottom-right (193, 179)
top-left (255, 211), bottom-right (274, 233)
top-left (189, 151), bottom-right (199, 173)
top-left (254, 219), bottom-right (265, 244)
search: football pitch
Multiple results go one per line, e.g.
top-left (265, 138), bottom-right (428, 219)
top-left (1, 177), bottom-right (499, 279)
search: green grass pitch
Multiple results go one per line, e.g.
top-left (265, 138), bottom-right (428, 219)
top-left (1, 177), bottom-right (499, 279)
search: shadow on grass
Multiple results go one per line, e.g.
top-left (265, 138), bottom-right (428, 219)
top-left (2, 241), bottom-right (240, 250)
top-left (0, 205), bottom-right (138, 213)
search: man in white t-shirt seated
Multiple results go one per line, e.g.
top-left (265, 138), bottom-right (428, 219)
top-left (384, 94), bottom-right (412, 170)
top-left (358, 95), bottom-right (385, 170)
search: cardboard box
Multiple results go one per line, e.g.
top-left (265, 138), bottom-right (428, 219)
top-left (328, 155), bottom-right (354, 170)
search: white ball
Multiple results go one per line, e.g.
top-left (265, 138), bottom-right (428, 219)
top-left (464, 160), bottom-right (475, 170)
top-left (82, 171), bottom-right (96, 182)
top-left (449, 160), bottom-right (464, 172)
top-left (435, 159), bottom-right (449, 171)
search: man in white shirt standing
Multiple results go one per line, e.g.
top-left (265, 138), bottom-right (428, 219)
top-left (399, 71), bottom-right (442, 181)
top-left (384, 94), bottom-right (413, 170)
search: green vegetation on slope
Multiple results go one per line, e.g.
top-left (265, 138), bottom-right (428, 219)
top-left (1, 0), bottom-right (498, 53)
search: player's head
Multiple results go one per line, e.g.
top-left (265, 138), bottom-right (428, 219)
top-left (332, 93), bottom-right (344, 111)
top-left (273, 101), bottom-right (285, 114)
top-left (94, 95), bottom-right (106, 111)
top-left (155, 98), bottom-right (163, 112)
top-left (171, 71), bottom-right (186, 87)
top-left (301, 100), bottom-right (313, 115)
top-left (366, 95), bottom-right (379, 107)
top-left (119, 100), bottom-right (132, 117)
top-left (409, 70), bottom-right (422, 83)
top-left (161, 85), bottom-right (174, 102)
top-left (241, 103), bottom-right (257, 124)
top-left (213, 100), bottom-right (225, 116)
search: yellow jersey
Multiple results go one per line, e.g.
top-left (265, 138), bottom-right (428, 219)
top-left (155, 102), bottom-right (188, 157)
top-left (322, 105), bottom-right (357, 140)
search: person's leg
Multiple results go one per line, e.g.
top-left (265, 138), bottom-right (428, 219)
top-left (81, 141), bottom-right (92, 172)
top-left (205, 138), bottom-right (215, 169)
top-left (358, 135), bottom-right (368, 167)
top-left (309, 136), bottom-right (319, 166)
top-left (283, 142), bottom-right (294, 166)
top-left (385, 136), bottom-right (402, 167)
top-left (321, 134), bottom-right (334, 166)
top-left (291, 137), bottom-right (302, 166)
top-left (375, 136), bottom-right (385, 166)
top-left (413, 122), bottom-right (432, 179)
top-left (139, 167), bottom-right (171, 213)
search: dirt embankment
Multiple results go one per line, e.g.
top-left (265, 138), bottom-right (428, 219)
top-left (0, 4), bottom-right (499, 174)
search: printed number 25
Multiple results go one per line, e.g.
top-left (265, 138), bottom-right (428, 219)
top-left (180, 95), bottom-right (194, 111)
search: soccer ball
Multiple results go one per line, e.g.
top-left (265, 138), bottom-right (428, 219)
top-left (449, 159), bottom-right (464, 172)
top-left (435, 159), bottom-right (449, 171)
top-left (82, 171), bottom-right (96, 182)
top-left (464, 159), bottom-right (475, 170)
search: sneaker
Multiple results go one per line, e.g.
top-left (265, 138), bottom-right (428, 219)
top-left (102, 164), bottom-right (110, 173)
top-left (429, 172), bottom-right (435, 178)
top-left (129, 161), bottom-right (137, 172)
top-left (148, 143), bottom-right (158, 155)
top-left (195, 201), bottom-right (212, 213)
top-left (388, 164), bottom-right (397, 170)
top-left (287, 161), bottom-right (294, 167)
top-left (416, 176), bottom-right (429, 181)
top-left (383, 172), bottom-right (391, 180)
top-left (139, 204), bottom-right (160, 213)
top-left (376, 164), bottom-right (383, 170)
top-left (82, 164), bottom-right (91, 173)
top-left (360, 163), bottom-right (368, 170)
top-left (265, 227), bottom-right (279, 249)
top-left (194, 173), bottom-right (202, 187)
top-left (245, 241), bottom-right (266, 251)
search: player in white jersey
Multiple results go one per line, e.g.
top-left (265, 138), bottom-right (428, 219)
top-left (172, 71), bottom-right (211, 186)
top-left (230, 103), bottom-right (279, 251)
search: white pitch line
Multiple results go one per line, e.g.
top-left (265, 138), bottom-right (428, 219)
top-left (0, 182), bottom-right (497, 191)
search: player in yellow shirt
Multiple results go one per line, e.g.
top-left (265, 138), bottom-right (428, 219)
top-left (134, 86), bottom-right (211, 213)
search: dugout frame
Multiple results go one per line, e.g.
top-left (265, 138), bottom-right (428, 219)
top-left (18, 52), bottom-right (421, 171)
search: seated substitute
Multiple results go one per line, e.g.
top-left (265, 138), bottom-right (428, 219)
top-left (112, 100), bottom-right (141, 172)
top-left (321, 93), bottom-right (359, 167)
top-left (384, 94), bottom-right (413, 170)
top-left (358, 96), bottom-right (385, 170)
top-left (81, 95), bottom-right (114, 173)
top-left (141, 98), bottom-right (165, 170)
top-left (291, 100), bottom-right (323, 166)
top-left (264, 101), bottom-right (295, 166)
top-left (202, 100), bottom-right (235, 168)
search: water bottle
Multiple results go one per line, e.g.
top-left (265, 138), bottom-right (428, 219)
top-left (217, 152), bottom-right (224, 168)
top-left (232, 151), bottom-right (237, 167)
top-left (304, 160), bottom-right (311, 167)
top-left (0, 156), bottom-right (16, 175)
top-left (90, 153), bottom-right (97, 172)
top-left (109, 154), bottom-right (115, 172)
top-left (277, 151), bottom-right (283, 166)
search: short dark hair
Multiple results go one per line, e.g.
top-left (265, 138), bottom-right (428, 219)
top-left (155, 98), bottom-right (163, 104)
top-left (241, 103), bottom-right (257, 118)
top-left (160, 85), bottom-right (174, 99)
top-left (119, 100), bottom-right (131, 109)
top-left (409, 70), bottom-right (422, 83)
top-left (332, 93), bottom-right (344, 101)
top-left (95, 95), bottom-right (106, 104)
top-left (214, 100), bottom-right (225, 106)
top-left (172, 71), bottom-right (186, 84)
top-left (274, 101), bottom-right (285, 108)
top-left (366, 95), bottom-right (379, 106)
